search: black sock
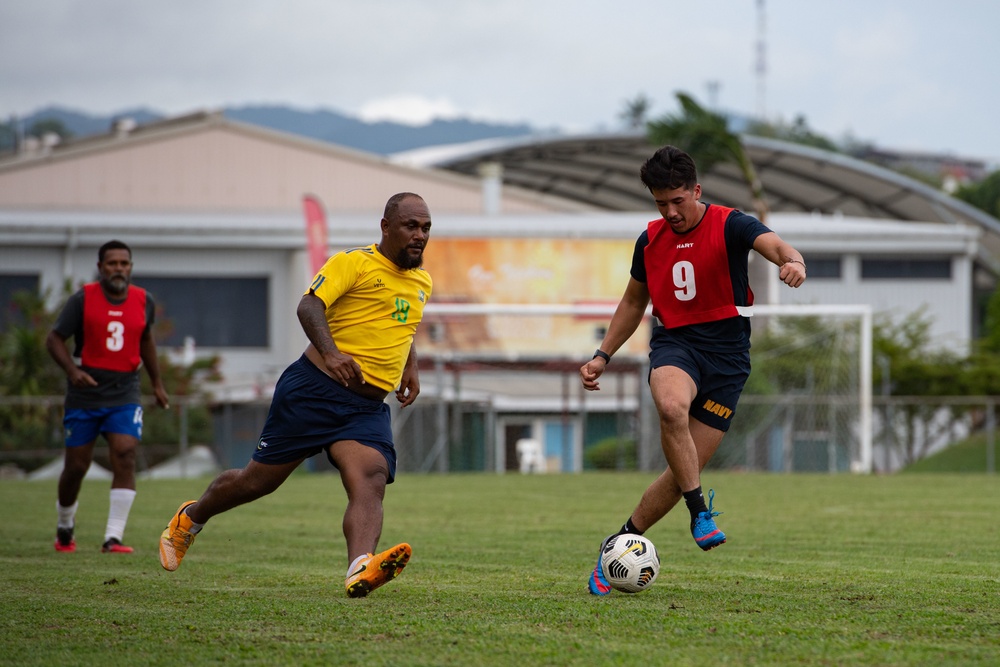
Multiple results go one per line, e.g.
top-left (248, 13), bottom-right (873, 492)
top-left (683, 487), bottom-right (708, 526)
top-left (617, 517), bottom-right (644, 536)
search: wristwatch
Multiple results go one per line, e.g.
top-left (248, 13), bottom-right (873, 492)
top-left (592, 349), bottom-right (611, 364)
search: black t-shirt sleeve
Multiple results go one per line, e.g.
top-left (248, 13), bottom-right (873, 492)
top-left (630, 230), bottom-right (650, 283)
top-left (52, 290), bottom-right (84, 344)
top-left (725, 210), bottom-right (772, 250)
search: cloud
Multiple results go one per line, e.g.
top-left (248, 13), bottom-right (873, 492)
top-left (357, 95), bottom-right (463, 126)
top-left (2, 0), bottom-right (1000, 161)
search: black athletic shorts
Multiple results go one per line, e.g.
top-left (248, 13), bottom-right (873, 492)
top-left (648, 329), bottom-right (751, 432)
top-left (253, 355), bottom-right (397, 483)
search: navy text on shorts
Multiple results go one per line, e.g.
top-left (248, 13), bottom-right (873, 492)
top-left (648, 328), bottom-right (751, 432)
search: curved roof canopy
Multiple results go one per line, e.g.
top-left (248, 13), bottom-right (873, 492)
top-left (418, 132), bottom-right (1000, 266)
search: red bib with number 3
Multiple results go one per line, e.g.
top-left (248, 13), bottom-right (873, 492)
top-left (81, 282), bottom-right (147, 371)
top-left (644, 205), bottom-right (753, 328)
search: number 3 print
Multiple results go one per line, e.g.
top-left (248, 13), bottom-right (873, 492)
top-left (106, 321), bottom-right (125, 351)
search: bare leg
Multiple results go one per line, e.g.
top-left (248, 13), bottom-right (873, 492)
top-left (328, 440), bottom-right (389, 564)
top-left (58, 442), bottom-right (95, 507)
top-left (104, 432), bottom-right (138, 490)
top-left (185, 458), bottom-right (303, 525)
top-left (648, 365), bottom-right (702, 487)
top-left (631, 418), bottom-right (725, 531)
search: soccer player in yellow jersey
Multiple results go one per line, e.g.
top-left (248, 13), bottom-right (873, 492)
top-left (159, 193), bottom-right (432, 597)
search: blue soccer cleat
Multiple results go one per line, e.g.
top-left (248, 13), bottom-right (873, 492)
top-left (587, 534), bottom-right (615, 595)
top-left (692, 489), bottom-right (726, 551)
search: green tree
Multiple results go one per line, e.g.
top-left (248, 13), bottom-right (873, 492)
top-left (0, 119), bottom-right (16, 152)
top-left (954, 170), bottom-right (1000, 219)
top-left (0, 289), bottom-right (65, 396)
top-left (869, 309), bottom-right (1000, 465)
top-left (746, 114), bottom-right (839, 152)
top-left (647, 92), bottom-right (768, 222)
top-left (619, 93), bottom-right (652, 131)
top-left (27, 118), bottom-right (73, 142)
top-left (716, 309), bottom-right (1000, 469)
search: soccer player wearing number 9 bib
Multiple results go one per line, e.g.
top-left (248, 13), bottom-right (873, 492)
top-left (581, 146), bottom-right (806, 595)
top-left (46, 240), bottom-right (170, 555)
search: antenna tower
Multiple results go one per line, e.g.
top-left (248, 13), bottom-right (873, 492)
top-left (756, 0), bottom-right (767, 120)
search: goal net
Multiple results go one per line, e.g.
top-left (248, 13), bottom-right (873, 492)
top-left (407, 303), bottom-right (872, 475)
top-left (722, 305), bottom-right (872, 474)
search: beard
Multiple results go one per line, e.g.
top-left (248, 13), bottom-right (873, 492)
top-left (395, 247), bottom-right (423, 270)
top-left (103, 275), bottom-right (130, 295)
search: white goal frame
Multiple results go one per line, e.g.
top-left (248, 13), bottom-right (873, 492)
top-left (424, 302), bottom-right (874, 473)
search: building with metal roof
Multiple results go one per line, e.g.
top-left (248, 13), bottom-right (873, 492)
top-left (1, 117), bottom-right (995, 473)
top-left (397, 131), bottom-right (1000, 271)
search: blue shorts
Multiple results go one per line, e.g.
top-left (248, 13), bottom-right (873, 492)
top-left (649, 332), bottom-right (750, 433)
top-left (64, 404), bottom-right (144, 447)
top-left (253, 355), bottom-right (397, 483)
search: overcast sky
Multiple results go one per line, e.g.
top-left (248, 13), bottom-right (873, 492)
top-left (3, 1), bottom-right (998, 165)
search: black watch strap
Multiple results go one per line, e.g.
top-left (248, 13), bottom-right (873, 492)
top-left (593, 349), bottom-right (611, 364)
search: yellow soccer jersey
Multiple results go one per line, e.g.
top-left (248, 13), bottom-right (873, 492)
top-left (306, 244), bottom-right (432, 391)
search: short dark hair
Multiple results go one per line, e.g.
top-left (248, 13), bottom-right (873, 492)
top-left (639, 145), bottom-right (699, 192)
top-left (383, 192), bottom-right (422, 220)
top-left (98, 240), bottom-right (132, 263)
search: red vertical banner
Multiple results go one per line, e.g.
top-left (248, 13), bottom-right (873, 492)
top-left (302, 194), bottom-right (329, 276)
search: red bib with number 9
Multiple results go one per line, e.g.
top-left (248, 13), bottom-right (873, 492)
top-left (644, 205), bottom-right (753, 328)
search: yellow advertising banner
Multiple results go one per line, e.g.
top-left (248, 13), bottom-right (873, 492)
top-left (418, 237), bottom-right (650, 356)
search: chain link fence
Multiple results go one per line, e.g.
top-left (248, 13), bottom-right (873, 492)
top-left (1, 393), bottom-right (996, 478)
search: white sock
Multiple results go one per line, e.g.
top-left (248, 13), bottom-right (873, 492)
top-left (346, 554), bottom-right (370, 579)
top-left (57, 500), bottom-right (79, 529)
top-left (104, 488), bottom-right (137, 542)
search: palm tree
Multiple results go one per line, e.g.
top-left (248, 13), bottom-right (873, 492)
top-left (647, 92), bottom-right (768, 222)
top-left (619, 94), bottom-right (652, 131)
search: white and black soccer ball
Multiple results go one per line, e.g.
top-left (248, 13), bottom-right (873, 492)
top-left (600, 534), bottom-right (660, 593)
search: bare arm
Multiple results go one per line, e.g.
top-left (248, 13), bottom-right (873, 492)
top-left (45, 330), bottom-right (97, 388)
top-left (296, 293), bottom-right (364, 386)
top-left (395, 342), bottom-right (420, 408)
top-left (140, 328), bottom-right (170, 409)
top-left (580, 277), bottom-right (650, 391)
top-left (754, 231), bottom-right (806, 288)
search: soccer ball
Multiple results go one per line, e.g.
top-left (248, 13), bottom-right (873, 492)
top-left (600, 534), bottom-right (660, 593)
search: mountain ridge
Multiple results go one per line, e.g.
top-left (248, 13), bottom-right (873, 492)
top-left (10, 104), bottom-right (544, 156)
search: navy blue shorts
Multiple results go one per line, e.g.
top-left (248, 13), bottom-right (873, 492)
top-left (253, 355), bottom-right (397, 483)
top-left (648, 330), bottom-right (751, 432)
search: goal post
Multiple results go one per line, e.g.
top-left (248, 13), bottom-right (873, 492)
top-left (418, 302), bottom-right (873, 474)
top-left (748, 304), bottom-right (873, 474)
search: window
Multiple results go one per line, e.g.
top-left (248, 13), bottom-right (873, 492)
top-left (0, 274), bottom-right (40, 332)
top-left (860, 258), bottom-right (951, 280)
top-left (134, 276), bottom-right (269, 347)
top-left (803, 257), bottom-right (841, 279)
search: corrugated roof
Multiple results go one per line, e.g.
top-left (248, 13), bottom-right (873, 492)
top-left (407, 132), bottom-right (1000, 269)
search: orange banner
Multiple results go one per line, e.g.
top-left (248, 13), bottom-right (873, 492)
top-left (418, 237), bottom-right (648, 355)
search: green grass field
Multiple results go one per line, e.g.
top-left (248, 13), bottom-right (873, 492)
top-left (2, 471), bottom-right (998, 666)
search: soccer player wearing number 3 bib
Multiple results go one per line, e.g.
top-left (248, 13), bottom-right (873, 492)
top-left (46, 240), bottom-right (170, 555)
top-left (582, 146), bottom-right (806, 595)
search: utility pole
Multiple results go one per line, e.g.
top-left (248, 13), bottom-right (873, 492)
top-left (756, 0), bottom-right (767, 120)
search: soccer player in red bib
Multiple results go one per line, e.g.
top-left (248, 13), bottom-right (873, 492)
top-left (581, 146), bottom-right (807, 595)
top-left (159, 193), bottom-right (432, 598)
top-left (47, 240), bottom-right (170, 554)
